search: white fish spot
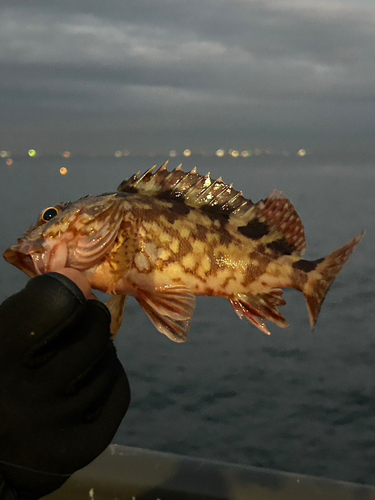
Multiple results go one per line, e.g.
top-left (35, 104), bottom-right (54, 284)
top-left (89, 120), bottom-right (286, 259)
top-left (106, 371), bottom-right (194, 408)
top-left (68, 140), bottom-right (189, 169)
top-left (144, 242), bottom-right (158, 260)
top-left (134, 252), bottom-right (150, 272)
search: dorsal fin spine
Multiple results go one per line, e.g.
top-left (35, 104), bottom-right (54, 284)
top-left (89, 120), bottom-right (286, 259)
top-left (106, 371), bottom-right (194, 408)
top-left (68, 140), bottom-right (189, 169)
top-left (172, 171), bottom-right (196, 193)
top-left (223, 191), bottom-right (241, 209)
top-left (208, 182), bottom-right (230, 206)
top-left (184, 177), bottom-right (208, 200)
top-left (158, 161), bottom-right (169, 172)
top-left (194, 181), bottom-right (217, 204)
top-left (117, 164), bottom-right (254, 215)
top-left (135, 165), bottom-right (157, 187)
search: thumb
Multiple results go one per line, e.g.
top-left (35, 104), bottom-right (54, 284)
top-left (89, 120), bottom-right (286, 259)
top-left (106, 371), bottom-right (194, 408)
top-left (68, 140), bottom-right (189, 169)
top-left (55, 268), bottom-right (97, 300)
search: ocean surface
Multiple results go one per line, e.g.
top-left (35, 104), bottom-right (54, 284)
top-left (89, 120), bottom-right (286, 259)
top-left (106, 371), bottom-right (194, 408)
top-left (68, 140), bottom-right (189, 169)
top-left (0, 154), bottom-right (374, 485)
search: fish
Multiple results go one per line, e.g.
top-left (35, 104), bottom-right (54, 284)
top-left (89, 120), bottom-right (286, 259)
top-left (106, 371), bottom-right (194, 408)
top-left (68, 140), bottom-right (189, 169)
top-left (3, 162), bottom-right (364, 342)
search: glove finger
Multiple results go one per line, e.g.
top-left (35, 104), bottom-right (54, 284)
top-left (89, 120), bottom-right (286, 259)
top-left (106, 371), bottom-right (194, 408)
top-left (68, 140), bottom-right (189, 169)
top-left (61, 341), bottom-right (122, 423)
top-left (25, 357), bottom-right (131, 475)
top-left (91, 359), bottom-right (130, 437)
top-left (54, 360), bottom-right (131, 473)
top-left (0, 274), bottom-right (87, 356)
top-left (27, 300), bottom-right (112, 390)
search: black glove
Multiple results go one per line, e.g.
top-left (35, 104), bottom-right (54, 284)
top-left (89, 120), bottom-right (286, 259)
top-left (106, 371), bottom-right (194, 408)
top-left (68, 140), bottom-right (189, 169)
top-left (0, 273), bottom-right (130, 499)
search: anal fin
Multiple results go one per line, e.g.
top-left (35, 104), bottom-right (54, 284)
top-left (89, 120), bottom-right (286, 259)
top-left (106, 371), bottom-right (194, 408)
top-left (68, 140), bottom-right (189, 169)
top-left (136, 285), bottom-right (196, 342)
top-left (105, 295), bottom-right (127, 338)
top-left (230, 289), bottom-right (288, 335)
top-left (230, 298), bottom-right (271, 335)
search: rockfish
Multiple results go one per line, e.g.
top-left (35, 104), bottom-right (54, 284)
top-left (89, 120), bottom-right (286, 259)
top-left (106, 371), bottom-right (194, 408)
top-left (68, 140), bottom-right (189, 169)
top-left (3, 163), bottom-right (364, 342)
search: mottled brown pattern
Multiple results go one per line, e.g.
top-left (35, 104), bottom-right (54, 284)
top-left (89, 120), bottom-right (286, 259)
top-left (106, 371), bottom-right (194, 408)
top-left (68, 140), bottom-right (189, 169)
top-left (195, 224), bottom-right (208, 241)
top-left (266, 239), bottom-right (293, 256)
top-left (293, 257), bottom-right (324, 272)
top-left (241, 252), bottom-right (271, 288)
top-left (218, 225), bottom-right (233, 246)
top-left (169, 199), bottom-right (191, 216)
top-left (238, 220), bottom-right (269, 239)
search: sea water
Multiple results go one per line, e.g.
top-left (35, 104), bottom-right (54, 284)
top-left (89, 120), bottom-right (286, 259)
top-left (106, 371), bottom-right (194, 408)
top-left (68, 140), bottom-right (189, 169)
top-left (0, 154), bottom-right (374, 484)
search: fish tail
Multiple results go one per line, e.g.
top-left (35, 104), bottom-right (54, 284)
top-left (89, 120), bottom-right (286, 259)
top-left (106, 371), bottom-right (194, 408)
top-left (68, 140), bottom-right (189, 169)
top-left (300, 232), bottom-right (364, 330)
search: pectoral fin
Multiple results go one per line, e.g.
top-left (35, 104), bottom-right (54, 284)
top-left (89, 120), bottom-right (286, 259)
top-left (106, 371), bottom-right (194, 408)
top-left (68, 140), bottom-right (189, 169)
top-left (105, 295), bottom-right (127, 338)
top-left (136, 285), bottom-right (196, 342)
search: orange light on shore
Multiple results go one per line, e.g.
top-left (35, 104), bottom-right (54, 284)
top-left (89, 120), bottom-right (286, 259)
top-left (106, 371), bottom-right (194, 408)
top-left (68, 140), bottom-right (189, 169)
top-left (60, 167), bottom-right (68, 175)
top-left (6, 158), bottom-right (13, 166)
top-left (62, 151), bottom-right (71, 158)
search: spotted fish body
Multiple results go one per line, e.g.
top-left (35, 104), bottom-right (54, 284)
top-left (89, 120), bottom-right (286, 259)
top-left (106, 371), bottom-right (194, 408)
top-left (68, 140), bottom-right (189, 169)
top-left (3, 163), bottom-right (364, 342)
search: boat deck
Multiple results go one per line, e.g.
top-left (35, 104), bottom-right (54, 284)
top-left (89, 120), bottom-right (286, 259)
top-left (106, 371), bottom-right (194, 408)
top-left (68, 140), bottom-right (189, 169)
top-left (45, 444), bottom-right (375, 500)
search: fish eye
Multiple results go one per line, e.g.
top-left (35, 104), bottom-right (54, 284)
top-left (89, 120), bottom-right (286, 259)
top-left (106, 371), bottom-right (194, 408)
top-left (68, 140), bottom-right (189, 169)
top-left (41, 207), bottom-right (59, 222)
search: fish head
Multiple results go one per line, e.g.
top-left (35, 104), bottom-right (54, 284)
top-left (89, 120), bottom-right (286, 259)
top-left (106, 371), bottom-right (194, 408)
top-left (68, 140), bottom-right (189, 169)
top-left (3, 194), bottom-right (124, 277)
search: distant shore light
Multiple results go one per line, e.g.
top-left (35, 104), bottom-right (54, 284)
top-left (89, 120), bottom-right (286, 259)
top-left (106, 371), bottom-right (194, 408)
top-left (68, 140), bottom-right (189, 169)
top-left (28, 149), bottom-right (36, 157)
top-left (241, 150), bottom-right (251, 158)
top-left (169, 150), bottom-right (177, 157)
top-left (114, 150), bottom-right (122, 158)
top-left (62, 151), bottom-right (71, 158)
top-left (60, 167), bottom-right (68, 175)
top-left (123, 150), bottom-right (130, 157)
top-left (0, 150), bottom-right (10, 158)
top-left (6, 158), bottom-right (13, 166)
top-left (230, 149), bottom-right (239, 158)
top-left (215, 149), bottom-right (225, 157)
top-left (297, 149), bottom-right (307, 157)
top-left (183, 149), bottom-right (191, 157)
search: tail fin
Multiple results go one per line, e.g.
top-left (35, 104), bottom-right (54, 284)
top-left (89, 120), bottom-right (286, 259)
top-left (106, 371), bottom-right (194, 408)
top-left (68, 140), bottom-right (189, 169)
top-left (303, 231), bottom-right (364, 330)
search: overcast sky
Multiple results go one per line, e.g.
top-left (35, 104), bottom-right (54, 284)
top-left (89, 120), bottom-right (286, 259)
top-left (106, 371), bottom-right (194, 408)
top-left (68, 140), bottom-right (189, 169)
top-left (1, 0), bottom-right (374, 155)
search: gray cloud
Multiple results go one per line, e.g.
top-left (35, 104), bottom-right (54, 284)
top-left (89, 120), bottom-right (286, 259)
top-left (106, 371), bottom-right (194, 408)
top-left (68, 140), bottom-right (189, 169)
top-left (1, 0), bottom-right (374, 154)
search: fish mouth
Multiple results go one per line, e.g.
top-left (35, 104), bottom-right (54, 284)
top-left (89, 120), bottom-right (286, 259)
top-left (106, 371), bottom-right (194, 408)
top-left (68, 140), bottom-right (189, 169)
top-left (3, 240), bottom-right (69, 277)
top-left (3, 247), bottom-right (39, 278)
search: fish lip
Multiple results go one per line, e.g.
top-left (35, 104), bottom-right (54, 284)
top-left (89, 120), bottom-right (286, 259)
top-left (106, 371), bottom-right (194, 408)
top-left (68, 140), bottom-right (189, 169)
top-left (3, 246), bottom-right (39, 278)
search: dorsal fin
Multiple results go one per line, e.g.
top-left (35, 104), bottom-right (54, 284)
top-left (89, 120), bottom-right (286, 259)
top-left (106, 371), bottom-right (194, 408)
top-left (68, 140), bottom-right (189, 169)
top-left (118, 164), bottom-right (306, 255)
top-left (237, 190), bottom-right (306, 256)
top-left (117, 162), bottom-right (254, 214)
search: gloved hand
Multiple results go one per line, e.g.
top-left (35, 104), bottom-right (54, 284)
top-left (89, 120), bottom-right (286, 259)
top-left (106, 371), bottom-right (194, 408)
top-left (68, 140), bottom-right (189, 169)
top-left (0, 272), bottom-right (130, 499)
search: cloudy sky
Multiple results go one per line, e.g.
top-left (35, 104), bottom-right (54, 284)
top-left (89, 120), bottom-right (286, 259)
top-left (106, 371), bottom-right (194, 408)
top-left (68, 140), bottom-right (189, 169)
top-left (1, 0), bottom-right (374, 155)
